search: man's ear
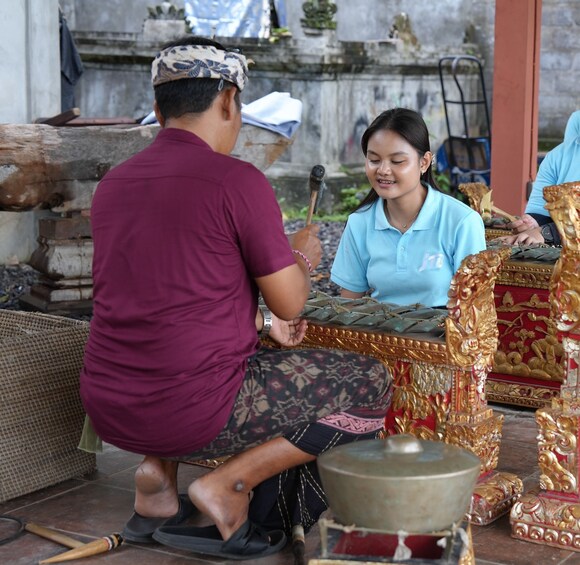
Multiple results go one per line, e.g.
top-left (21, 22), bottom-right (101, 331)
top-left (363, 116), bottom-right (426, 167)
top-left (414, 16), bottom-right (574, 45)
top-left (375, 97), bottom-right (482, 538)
top-left (153, 100), bottom-right (165, 127)
top-left (221, 87), bottom-right (239, 121)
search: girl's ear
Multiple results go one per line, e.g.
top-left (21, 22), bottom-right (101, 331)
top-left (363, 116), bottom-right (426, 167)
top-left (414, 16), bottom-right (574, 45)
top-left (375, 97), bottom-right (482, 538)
top-left (420, 151), bottom-right (433, 174)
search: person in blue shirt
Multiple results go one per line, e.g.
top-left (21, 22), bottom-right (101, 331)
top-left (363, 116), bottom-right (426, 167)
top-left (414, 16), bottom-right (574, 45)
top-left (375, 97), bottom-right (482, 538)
top-left (502, 110), bottom-right (580, 245)
top-left (331, 108), bottom-right (486, 308)
top-left (564, 110), bottom-right (580, 142)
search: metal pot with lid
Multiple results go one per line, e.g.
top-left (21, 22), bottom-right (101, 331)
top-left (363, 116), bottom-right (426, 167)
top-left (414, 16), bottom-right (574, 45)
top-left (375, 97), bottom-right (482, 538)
top-left (317, 434), bottom-right (481, 533)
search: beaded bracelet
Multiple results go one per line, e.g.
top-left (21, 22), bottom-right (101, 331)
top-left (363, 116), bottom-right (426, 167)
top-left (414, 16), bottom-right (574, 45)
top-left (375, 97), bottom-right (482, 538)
top-left (292, 249), bottom-right (313, 272)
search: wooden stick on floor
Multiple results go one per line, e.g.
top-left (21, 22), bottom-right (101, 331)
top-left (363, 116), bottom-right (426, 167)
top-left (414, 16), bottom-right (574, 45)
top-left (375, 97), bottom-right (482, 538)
top-left (38, 533), bottom-right (123, 564)
top-left (24, 523), bottom-right (84, 549)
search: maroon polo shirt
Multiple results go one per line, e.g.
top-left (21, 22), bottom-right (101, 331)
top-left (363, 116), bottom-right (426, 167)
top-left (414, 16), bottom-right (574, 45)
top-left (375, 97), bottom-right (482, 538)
top-left (80, 127), bottom-right (295, 456)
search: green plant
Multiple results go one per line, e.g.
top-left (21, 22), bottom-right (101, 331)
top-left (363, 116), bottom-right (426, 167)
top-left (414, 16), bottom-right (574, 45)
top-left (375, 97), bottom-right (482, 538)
top-left (283, 206), bottom-right (309, 220)
top-left (337, 185), bottom-right (369, 214)
top-left (433, 171), bottom-right (452, 195)
top-left (269, 27), bottom-right (292, 43)
top-left (279, 183), bottom-right (370, 222)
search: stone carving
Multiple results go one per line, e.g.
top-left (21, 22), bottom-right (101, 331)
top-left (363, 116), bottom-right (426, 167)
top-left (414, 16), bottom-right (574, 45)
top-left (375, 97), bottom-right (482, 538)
top-left (146, 1), bottom-right (185, 20)
top-left (301, 0), bottom-right (337, 30)
top-left (143, 2), bottom-right (189, 41)
top-left (389, 12), bottom-right (419, 49)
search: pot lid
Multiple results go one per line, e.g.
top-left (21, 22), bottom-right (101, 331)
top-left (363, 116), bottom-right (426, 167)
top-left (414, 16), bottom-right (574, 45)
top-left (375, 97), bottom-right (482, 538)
top-left (318, 434), bottom-right (481, 479)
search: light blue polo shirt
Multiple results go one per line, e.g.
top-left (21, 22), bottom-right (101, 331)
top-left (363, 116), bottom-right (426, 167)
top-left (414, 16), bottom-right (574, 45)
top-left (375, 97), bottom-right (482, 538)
top-left (330, 186), bottom-right (486, 307)
top-left (526, 134), bottom-right (580, 217)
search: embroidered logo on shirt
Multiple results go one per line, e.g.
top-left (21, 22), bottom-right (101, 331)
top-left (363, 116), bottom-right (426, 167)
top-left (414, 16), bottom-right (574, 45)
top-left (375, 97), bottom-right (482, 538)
top-left (418, 252), bottom-right (444, 272)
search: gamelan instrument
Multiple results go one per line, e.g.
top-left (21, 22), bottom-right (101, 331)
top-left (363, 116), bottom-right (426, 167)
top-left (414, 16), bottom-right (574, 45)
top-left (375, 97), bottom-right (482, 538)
top-left (312, 434), bottom-right (480, 564)
top-left (290, 247), bottom-right (523, 535)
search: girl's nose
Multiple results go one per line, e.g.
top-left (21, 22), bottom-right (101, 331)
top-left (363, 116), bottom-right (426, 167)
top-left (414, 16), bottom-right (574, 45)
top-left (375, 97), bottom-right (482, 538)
top-left (378, 161), bottom-right (391, 175)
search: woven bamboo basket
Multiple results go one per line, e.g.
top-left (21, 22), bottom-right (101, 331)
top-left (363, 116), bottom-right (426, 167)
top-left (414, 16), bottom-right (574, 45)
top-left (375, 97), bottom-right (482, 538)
top-left (0, 309), bottom-right (96, 503)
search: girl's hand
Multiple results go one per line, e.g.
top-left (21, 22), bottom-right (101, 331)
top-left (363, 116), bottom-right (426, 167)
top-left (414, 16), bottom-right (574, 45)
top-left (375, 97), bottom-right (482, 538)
top-left (507, 214), bottom-right (539, 234)
top-left (494, 226), bottom-right (544, 245)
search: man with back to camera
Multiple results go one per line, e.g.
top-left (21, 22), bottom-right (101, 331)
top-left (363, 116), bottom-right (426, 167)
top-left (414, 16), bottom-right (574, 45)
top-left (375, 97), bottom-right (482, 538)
top-left (80, 35), bottom-right (393, 559)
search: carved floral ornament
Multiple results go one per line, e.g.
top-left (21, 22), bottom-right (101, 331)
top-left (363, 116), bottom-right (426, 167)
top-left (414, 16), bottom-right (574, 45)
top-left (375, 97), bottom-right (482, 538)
top-left (446, 248), bottom-right (511, 370)
top-left (493, 290), bottom-right (565, 382)
top-left (545, 182), bottom-right (580, 335)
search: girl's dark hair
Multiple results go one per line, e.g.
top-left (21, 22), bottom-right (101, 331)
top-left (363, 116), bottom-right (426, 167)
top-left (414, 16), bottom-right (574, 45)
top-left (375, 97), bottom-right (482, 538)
top-left (154, 35), bottom-right (241, 120)
top-left (355, 108), bottom-right (439, 212)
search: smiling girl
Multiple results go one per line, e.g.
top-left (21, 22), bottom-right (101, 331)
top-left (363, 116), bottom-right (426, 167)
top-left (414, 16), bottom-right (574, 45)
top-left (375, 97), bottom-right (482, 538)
top-left (331, 108), bottom-right (486, 307)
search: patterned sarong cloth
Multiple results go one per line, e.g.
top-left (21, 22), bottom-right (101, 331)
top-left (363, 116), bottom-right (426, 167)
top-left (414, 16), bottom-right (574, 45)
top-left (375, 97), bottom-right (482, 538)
top-left (181, 346), bottom-right (393, 536)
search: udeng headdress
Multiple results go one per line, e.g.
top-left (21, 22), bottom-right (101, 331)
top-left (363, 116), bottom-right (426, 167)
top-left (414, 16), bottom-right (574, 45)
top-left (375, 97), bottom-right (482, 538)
top-left (151, 44), bottom-right (249, 91)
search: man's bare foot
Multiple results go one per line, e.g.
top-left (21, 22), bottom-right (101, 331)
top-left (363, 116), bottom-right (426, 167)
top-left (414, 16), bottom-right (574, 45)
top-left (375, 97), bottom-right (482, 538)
top-left (134, 456), bottom-right (179, 518)
top-left (188, 469), bottom-right (249, 541)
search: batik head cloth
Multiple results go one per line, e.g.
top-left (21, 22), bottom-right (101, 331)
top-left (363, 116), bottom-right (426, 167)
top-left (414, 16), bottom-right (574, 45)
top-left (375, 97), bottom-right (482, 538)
top-left (151, 44), bottom-right (249, 91)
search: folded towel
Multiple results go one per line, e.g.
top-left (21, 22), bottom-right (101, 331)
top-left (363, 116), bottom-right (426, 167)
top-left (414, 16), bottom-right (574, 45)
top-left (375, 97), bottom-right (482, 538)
top-left (242, 92), bottom-right (302, 138)
top-left (141, 91), bottom-right (302, 139)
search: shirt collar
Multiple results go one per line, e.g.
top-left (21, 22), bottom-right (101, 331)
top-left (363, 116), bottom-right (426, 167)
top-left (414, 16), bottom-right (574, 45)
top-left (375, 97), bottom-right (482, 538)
top-left (374, 198), bottom-right (390, 230)
top-left (412, 186), bottom-right (439, 231)
top-left (374, 185), bottom-right (439, 231)
top-left (156, 127), bottom-right (212, 151)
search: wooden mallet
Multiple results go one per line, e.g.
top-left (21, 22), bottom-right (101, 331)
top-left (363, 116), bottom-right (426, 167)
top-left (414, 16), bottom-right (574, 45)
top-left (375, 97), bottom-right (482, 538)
top-left (491, 204), bottom-right (518, 223)
top-left (38, 533), bottom-right (123, 564)
top-left (24, 522), bottom-right (84, 549)
top-left (305, 164), bottom-right (326, 225)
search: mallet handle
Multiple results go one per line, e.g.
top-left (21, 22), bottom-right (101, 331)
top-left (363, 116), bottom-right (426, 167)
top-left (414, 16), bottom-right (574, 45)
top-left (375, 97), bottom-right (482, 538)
top-left (491, 204), bottom-right (518, 223)
top-left (25, 522), bottom-right (84, 549)
top-left (305, 191), bottom-right (318, 225)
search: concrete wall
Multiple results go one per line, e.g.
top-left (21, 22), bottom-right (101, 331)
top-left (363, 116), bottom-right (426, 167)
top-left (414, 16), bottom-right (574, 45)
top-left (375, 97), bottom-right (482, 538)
top-left (0, 0), bottom-right (61, 264)
top-left (336, 0), bottom-right (579, 140)
top-left (59, 0), bottom-right (579, 139)
top-left (539, 1), bottom-right (580, 138)
top-left (0, 0), bottom-right (61, 124)
top-left (59, 0), bottom-right (152, 33)
top-left (70, 31), bottom-right (482, 212)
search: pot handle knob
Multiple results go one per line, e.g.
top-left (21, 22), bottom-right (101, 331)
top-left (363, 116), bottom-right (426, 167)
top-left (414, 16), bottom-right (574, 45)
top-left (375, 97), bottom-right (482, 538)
top-left (384, 434), bottom-right (423, 454)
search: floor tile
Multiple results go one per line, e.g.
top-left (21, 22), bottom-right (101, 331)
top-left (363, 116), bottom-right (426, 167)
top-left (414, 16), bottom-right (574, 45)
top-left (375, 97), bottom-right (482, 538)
top-left (497, 439), bottom-right (540, 478)
top-left (472, 512), bottom-right (574, 564)
top-left (562, 552), bottom-right (580, 564)
top-left (0, 479), bottom-right (87, 514)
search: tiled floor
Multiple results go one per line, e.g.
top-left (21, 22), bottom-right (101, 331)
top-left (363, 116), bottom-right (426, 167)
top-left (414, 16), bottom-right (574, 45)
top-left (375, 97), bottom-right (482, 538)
top-left (2, 404), bottom-right (580, 565)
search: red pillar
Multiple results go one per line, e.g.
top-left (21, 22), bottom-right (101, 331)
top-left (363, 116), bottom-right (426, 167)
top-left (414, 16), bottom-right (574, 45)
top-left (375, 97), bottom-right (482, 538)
top-left (490, 0), bottom-right (542, 215)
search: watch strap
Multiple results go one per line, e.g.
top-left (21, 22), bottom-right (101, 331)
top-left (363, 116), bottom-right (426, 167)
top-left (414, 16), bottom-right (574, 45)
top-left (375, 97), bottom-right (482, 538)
top-left (541, 223), bottom-right (554, 243)
top-left (260, 307), bottom-right (273, 337)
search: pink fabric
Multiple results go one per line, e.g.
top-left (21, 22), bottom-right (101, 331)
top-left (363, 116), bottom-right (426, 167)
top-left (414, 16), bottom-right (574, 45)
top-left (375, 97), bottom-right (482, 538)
top-left (316, 412), bottom-right (385, 434)
top-left (81, 128), bottom-right (295, 457)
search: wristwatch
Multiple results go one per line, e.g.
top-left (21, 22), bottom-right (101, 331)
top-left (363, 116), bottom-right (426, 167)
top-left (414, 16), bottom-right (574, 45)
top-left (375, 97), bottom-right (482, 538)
top-left (540, 224), bottom-right (554, 244)
top-left (260, 307), bottom-right (273, 337)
